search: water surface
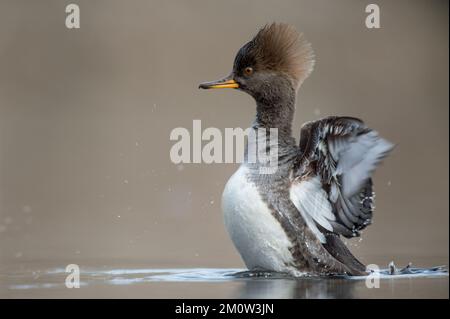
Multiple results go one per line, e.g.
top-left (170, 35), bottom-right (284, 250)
top-left (1, 261), bottom-right (447, 298)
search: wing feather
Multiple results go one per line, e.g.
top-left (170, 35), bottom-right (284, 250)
top-left (290, 116), bottom-right (394, 241)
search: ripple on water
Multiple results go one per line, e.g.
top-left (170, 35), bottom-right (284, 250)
top-left (6, 266), bottom-right (447, 290)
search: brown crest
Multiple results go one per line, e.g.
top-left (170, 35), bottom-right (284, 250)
top-left (249, 23), bottom-right (315, 88)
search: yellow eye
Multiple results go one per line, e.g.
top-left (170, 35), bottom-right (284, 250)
top-left (244, 67), bottom-right (253, 76)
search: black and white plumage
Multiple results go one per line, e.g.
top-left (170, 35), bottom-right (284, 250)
top-left (199, 23), bottom-right (394, 276)
top-left (291, 116), bottom-right (394, 243)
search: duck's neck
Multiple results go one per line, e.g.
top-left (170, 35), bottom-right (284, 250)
top-left (252, 84), bottom-right (297, 149)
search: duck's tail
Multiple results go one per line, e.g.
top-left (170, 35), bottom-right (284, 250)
top-left (322, 233), bottom-right (368, 276)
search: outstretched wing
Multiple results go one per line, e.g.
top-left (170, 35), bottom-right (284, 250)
top-left (290, 116), bottom-right (394, 243)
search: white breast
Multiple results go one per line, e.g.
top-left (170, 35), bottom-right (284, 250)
top-left (221, 165), bottom-right (295, 273)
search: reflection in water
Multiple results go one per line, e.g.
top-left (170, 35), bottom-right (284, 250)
top-left (232, 266), bottom-right (448, 299)
top-left (237, 278), bottom-right (357, 299)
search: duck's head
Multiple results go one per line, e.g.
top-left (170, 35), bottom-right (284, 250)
top-left (199, 23), bottom-right (315, 102)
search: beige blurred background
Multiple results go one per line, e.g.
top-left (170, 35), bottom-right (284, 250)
top-left (0, 0), bottom-right (448, 270)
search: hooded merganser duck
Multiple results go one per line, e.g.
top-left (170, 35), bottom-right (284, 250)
top-left (199, 23), bottom-right (394, 276)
